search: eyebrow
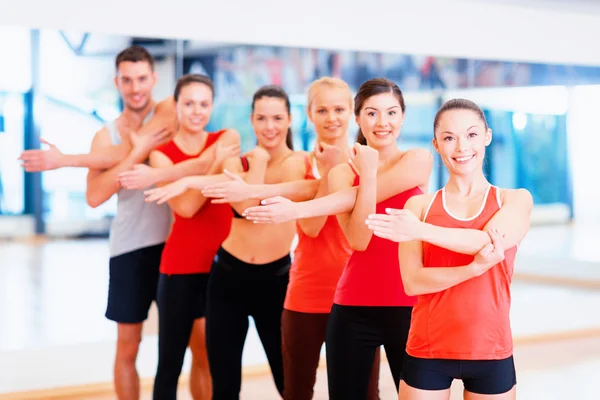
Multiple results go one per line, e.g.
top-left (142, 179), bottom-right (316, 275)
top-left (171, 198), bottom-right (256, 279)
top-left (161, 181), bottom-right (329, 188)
top-left (441, 125), bottom-right (479, 135)
top-left (365, 106), bottom-right (400, 111)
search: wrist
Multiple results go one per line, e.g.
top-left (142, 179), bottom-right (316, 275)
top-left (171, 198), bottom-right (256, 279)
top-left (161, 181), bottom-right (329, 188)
top-left (467, 261), bottom-right (486, 278)
top-left (61, 154), bottom-right (76, 167)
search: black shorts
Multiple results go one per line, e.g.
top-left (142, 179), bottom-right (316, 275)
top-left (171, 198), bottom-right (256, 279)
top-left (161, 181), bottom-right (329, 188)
top-left (105, 243), bottom-right (164, 324)
top-left (403, 353), bottom-right (516, 395)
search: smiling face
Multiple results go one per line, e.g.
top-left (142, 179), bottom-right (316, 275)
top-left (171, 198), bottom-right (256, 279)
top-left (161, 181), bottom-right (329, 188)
top-left (356, 92), bottom-right (404, 149)
top-left (176, 82), bottom-right (214, 133)
top-left (308, 84), bottom-right (352, 143)
top-left (433, 107), bottom-right (492, 176)
top-left (115, 61), bottom-right (156, 112)
top-left (251, 96), bottom-right (292, 150)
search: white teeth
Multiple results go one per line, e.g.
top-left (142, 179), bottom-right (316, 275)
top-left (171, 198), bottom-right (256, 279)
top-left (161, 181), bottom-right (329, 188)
top-left (455, 155), bottom-right (474, 162)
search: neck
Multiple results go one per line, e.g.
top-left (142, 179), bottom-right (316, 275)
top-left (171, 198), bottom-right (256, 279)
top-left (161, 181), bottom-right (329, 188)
top-left (321, 135), bottom-right (350, 153)
top-left (122, 100), bottom-right (155, 124)
top-left (174, 127), bottom-right (208, 153)
top-left (376, 143), bottom-right (401, 165)
top-left (445, 170), bottom-right (489, 196)
top-left (267, 144), bottom-right (292, 165)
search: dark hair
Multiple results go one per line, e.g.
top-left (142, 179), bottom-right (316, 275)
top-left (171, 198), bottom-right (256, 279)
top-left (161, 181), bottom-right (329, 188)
top-left (433, 98), bottom-right (488, 136)
top-left (115, 45), bottom-right (155, 71)
top-left (251, 85), bottom-right (294, 150)
top-left (173, 74), bottom-right (214, 102)
top-left (354, 78), bottom-right (406, 145)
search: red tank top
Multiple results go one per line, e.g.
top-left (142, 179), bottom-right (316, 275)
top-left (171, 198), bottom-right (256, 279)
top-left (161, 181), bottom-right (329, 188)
top-left (406, 186), bottom-right (518, 360)
top-left (155, 130), bottom-right (233, 275)
top-left (285, 155), bottom-right (354, 313)
top-left (334, 165), bottom-right (422, 307)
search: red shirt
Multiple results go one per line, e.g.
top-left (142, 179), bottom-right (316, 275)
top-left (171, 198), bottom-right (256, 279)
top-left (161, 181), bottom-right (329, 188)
top-left (334, 166), bottom-right (422, 307)
top-left (155, 130), bottom-right (233, 275)
top-left (284, 156), bottom-right (354, 313)
top-left (406, 186), bottom-right (518, 360)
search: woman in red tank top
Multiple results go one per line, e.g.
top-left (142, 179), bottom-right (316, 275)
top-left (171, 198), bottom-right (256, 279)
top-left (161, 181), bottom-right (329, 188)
top-left (366, 99), bottom-right (533, 399)
top-left (243, 78), bottom-right (433, 399)
top-left (146, 74), bottom-right (239, 400)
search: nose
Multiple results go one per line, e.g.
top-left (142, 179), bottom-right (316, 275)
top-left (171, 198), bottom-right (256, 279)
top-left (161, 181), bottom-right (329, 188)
top-left (456, 135), bottom-right (469, 152)
top-left (266, 119), bottom-right (275, 130)
top-left (376, 113), bottom-right (388, 127)
top-left (326, 111), bottom-right (336, 123)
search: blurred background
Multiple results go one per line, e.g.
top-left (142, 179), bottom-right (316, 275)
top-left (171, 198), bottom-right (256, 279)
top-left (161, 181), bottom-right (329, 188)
top-left (1, 0), bottom-right (600, 398)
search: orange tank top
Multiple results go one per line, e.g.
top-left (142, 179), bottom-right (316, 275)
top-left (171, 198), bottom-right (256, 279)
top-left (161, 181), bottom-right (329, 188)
top-left (284, 155), bottom-right (354, 313)
top-left (406, 185), bottom-right (518, 360)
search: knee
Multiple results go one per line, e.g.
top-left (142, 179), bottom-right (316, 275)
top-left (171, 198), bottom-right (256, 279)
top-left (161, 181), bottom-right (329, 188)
top-left (116, 332), bottom-right (142, 363)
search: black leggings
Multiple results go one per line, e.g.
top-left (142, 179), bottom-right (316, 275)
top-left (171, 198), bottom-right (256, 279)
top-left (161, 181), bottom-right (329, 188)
top-left (206, 247), bottom-right (290, 400)
top-left (326, 304), bottom-right (413, 400)
top-left (153, 272), bottom-right (209, 400)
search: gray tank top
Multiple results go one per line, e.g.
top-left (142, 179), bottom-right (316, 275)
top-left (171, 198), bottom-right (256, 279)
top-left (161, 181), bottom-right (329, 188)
top-left (106, 110), bottom-right (173, 257)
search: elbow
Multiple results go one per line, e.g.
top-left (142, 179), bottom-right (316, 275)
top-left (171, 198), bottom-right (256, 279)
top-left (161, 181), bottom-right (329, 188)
top-left (402, 279), bottom-right (421, 297)
top-left (86, 191), bottom-right (103, 209)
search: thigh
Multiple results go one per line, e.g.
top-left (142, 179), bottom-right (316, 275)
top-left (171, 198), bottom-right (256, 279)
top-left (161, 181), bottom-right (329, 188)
top-left (281, 310), bottom-right (329, 400)
top-left (205, 264), bottom-right (250, 393)
top-left (381, 306), bottom-right (413, 389)
top-left (325, 305), bottom-right (380, 400)
top-left (156, 274), bottom-right (197, 358)
top-left (462, 356), bottom-right (517, 397)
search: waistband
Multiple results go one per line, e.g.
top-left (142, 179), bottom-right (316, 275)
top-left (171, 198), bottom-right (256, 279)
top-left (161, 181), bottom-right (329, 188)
top-left (214, 247), bottom-right (291, 277)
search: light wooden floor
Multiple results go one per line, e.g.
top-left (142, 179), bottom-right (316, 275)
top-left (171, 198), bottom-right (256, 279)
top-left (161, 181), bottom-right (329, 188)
top-left (2, 224), bottom-right (600, 399)
top-left (79, 336), bottom-right (600, 400)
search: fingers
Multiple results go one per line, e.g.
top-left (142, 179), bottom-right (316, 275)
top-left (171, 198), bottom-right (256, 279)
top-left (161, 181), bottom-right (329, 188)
top-left (259, 196), bottom-right (286, 206)
top-left (479, 243), bottom-right (495, 256)
top-left (384, 208), bottom-right (406, 216)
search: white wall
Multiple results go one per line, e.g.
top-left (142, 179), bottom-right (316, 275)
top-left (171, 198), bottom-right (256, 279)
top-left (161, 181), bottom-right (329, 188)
top-left (0, 0), bottom-right (599, 67)
top-left (567, 85), bottom-right (600, 226)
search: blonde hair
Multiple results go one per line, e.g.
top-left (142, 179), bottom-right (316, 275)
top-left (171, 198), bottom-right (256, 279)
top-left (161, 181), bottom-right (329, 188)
top-left (307, 77), bottom-right (353, 111)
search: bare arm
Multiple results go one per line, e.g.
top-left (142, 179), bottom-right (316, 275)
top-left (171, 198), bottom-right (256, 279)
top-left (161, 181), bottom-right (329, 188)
top-left (296, 173), bottom-right (330, 238)
top-left (85, 129), bottom-right (152, 208)
top-left (399, 198), bottom-right (505, 296)
top-left (21, 97), bottom-right (178, 172)
top-left (376, 148), bottom-right (433, 201)
top-left (149, 150), bottom-right (218, 218)
top-left (410, 188), bottom-right (533, 255)
top-left (227, 152), bottom-right (269, 216)
top-left (330, 160), bottom-right (376, 251)
top-left (117, 129), bottom-right (241, 190)
top-left (154, 129), bottom-right (240, 183)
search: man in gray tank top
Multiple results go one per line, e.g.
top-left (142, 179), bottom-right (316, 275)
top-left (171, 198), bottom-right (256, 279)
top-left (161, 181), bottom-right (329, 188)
top-left (85, 46), bottom-right (173, 400)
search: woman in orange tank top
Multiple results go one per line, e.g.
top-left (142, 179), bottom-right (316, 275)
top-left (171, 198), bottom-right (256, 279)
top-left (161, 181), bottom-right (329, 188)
top-left (366, 99), bottom-right (533, 400)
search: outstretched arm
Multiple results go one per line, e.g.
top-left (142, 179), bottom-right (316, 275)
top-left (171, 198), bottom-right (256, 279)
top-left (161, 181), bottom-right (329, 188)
top-left (118, 129), bottom-right (240, 190)
top-left (20, 97), bottom-right (178, 172)
top-left (368, 188), bottom-right (533, 255)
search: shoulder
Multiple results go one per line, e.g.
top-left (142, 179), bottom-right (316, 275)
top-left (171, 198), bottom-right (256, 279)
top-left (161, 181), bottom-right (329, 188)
top-left (222, 154), bottom-right (244, 172)
top-left (405, 192), bottom-right (437, 220)
top-left (90, 126), bottom-right (112, 148)
top-left (328, 162), bottom-right (355, 191)
top-left (280, 151), bottom-right (310, 180)
top-left (398, 147), bottom-right (433, 165)
top-left (214, 128), bottom-right (241, 144)
top-left (499, 187), bottom-right (533, 209)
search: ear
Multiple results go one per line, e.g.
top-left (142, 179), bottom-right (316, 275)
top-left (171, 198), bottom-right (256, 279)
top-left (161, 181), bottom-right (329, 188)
top-left (113, 76), bottom-right (119, 90)
top-left (152, 71), bottom-right (158, 85)
top-left (355, 115), bottom-right (360, 126)
top-left (432, 137), bottom-right (440, 155)
top-left (485, 128), bottom-right (492, 146)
